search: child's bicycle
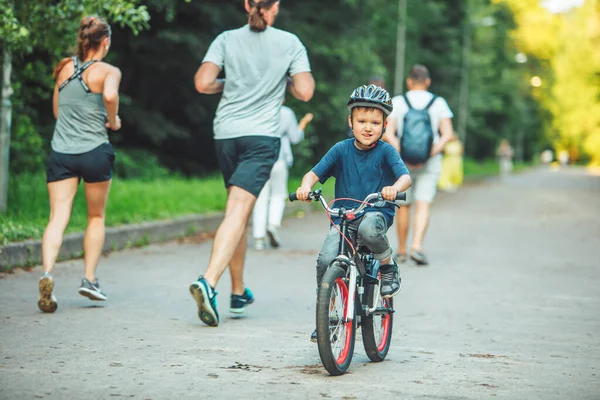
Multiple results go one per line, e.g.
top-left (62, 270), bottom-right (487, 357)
top-left (289, 188), bottom-right (406, 376)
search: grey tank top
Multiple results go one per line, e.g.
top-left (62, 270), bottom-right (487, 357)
top-left (51, 57), bottom-right (109, 154)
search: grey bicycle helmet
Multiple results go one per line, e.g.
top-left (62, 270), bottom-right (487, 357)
top-left (347, 84), bottom-right (393, 116)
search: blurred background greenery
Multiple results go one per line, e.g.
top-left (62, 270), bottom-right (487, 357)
top-left (0, 0), bottom-right (598, 242)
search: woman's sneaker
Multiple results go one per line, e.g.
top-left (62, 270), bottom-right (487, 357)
top-left (254, 238), bottom-right (266, 251)
top-left (189, 276), bottom-right (219, 326)
top-left (38, 272), bottom-right (58, 313)
top-left (78, 278), bottom-right (108, 301)
top-left (230, 288), bottom-right (255, 314)
top-left (266, 226), bottom-right (281, 248)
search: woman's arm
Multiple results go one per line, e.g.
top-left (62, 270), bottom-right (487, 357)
top-left (287, 72), bottom-right (314, 102)
top-left (194, 62), bottom-right (225, 94)
top-left (52, 81), bottom-right (60, 120)
top-left (103, 66), bottom-right (122, 130)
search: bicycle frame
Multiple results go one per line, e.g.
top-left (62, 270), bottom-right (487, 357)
top-left (318, 192), bottom-right (389, 324)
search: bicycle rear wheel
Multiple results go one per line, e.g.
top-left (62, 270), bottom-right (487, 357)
top-left (361, 281), bottom-right (393, 362)
top-left (316, 264), bottom-right (356, 376)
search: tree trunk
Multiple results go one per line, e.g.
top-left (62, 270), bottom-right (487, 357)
top-left (457, 19), bottom-right (471, 146)
top-left (393, 0), bottom-right (407, 96)
top-left (0, 47), bottom-right (13, 214)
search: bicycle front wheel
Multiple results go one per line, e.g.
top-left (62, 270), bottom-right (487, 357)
top-left (361, 282), bottom-right (393, 362)
top-left (316, 264), bottom-right (356, 376)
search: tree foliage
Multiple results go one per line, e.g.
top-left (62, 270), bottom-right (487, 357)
top-left (3, 0), bottom-right (556, 176)
top-left (499, 0), bottom-right (600, 164)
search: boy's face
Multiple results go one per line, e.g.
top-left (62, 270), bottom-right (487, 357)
top-left (348, 107), bottom-right (387, 149)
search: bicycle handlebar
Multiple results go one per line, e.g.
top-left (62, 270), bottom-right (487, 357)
top-left (289, 190), bottom-right (406, 216)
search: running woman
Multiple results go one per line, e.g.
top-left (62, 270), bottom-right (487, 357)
top-left (38, 16), bottom-right (122, 313)
top-left (189, 0), bottom-right (315, 326)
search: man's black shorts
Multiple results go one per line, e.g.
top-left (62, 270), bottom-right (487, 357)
top-left (215, 136), bottom-right (280, 197)
top-left (46, 142), bottom-right (115, 183)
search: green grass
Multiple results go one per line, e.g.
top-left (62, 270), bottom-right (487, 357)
top-left (463, 158), bottom-right (531, 178)
top-left (0, 173), bottom-right (335, 245)
top-left (0, 159), bottom-right (527, 245)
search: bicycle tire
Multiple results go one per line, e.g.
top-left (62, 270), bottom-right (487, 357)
top-left (361, 281), bottom-right (393, 362)
top-left (316, 264), bottom-right (356, 376)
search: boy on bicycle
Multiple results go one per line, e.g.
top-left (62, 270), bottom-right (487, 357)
top-left (296, 84), bottom-right (412, 341)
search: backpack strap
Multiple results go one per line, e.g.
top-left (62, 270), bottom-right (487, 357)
top-left (424, 95), bottom-right (438, 110)
top-left (403, 94), bottom-right (414, 110)
top-left (58, 59), bottom-right (99, 92)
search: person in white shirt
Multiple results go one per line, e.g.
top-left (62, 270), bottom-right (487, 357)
top-left (252, 103), bottom-right (313, 250)
top-left (383, 65), bottom-right (455, 265)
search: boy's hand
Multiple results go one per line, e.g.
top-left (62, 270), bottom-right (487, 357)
top-left (381, 186), bottom-right (398, 201)
top-left (296, 186), bottom-right (312, 202)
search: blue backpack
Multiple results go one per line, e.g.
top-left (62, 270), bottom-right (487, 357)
top-left (400, 94), bottom-right (437, 165)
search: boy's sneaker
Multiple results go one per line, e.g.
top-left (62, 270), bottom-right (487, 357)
top-left (380, 261), bottom-right (401, 299)
top-left (310, 329), bottom-right (317, 343)
top-left (266, 226), bottom-right (281, 248)
top-left (38, 272), bottom-right (58, 313)
top-left (254, 238), bottom-right (266, 251)
top-left (78, 278), bottom-right (108, 301)
top-left (230, 288), bottom-right (255, 314)
top-left (189, 276), bottom-right (219, 326)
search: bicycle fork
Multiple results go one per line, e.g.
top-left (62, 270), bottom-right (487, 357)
top-left (345, 263), bottom-right (358, 322)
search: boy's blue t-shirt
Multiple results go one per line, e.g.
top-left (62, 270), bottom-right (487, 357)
top-left (312, 139), bottom-right (410, 227)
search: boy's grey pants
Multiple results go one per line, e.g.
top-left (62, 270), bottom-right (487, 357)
top-left (316, 212), bottom-right (393, 284)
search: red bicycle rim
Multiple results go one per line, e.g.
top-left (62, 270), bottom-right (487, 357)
top-left (334, 277), bottom-right (352, 365)
top-left (377, 298), bottom-right (391, 352)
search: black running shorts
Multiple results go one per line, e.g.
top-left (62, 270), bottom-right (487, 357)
top-left (215, 136), bottom-right (280, 197)
top-left (46, 142), bottom-right (115, 183)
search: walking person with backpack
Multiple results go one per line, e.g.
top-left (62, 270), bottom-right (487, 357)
top-left (382, 65), bottom-right (455, 265)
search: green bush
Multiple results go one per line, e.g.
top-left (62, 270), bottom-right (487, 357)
top-left (113, 148), bottom-right (171, 180)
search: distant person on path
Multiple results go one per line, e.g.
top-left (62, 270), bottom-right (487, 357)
top-left (497, 139), bottom-right (514, 179)
top-left (540, 149), bottom-right (553, 165)
top-left (382, 65), bottom-right (455, 266)
top-left (558, 150), bottom-right (569, 167)
top-left (438, 137), bottom-right (464, 193)
top-left (190, 0), bottom-right (315, 327)
top-left (38, 16), bottom-right (122, 313)
top-left (252, 103), bottom-right (313, 250)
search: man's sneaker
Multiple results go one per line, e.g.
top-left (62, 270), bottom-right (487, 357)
top-left (230, 288), bottom-right (255, 314)
top-left (189, 276), bottom-right (219, 326)
top-left (254, 238), bottom-right (266, 251)
top-left (78, 278), bottom-right (108, 301)
top-left (266, 226), bottom-right (281, 248)
top-left (310, 329), bottom-right (317, 343)
top-left (380, 262), bottom-right (401, 299)
top-left (410, 250), bottom-right (429, 266)
top-left (393, 252), bottom-right (407, 264)
top-left (38, 272), bottom-right (58, 313)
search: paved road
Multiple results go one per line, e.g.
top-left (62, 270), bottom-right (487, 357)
top-left (1, 167), bottom-right (599, 400)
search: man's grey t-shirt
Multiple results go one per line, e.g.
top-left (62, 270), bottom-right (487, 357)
top-left (202, 25), bottom-right (311, 140)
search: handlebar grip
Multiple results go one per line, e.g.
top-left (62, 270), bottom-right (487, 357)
top-left (396, 192), bottom-right (407, 201)
top-left (289, 192), bottom-right (298, 202)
